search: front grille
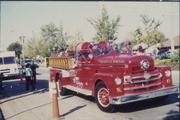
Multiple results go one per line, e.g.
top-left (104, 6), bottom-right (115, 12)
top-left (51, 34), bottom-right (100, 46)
top-left (124, 72), bottom-right (161, 94)
top-left (0, 69), bottom-right (10, 71)
top-left (0, 69), bottom-right (10, 74)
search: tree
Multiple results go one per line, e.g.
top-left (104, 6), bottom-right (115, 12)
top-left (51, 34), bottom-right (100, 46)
top-left (24, 23), bottom-right (71, 58)
top-left (88, 7), bottom-right (120, 42)
top-left (41, 23), bottom-right (68, 52)
top-left (130, 15), bottom-right (168, 47)
top-left (67, 32), bottom-right (84, 50)
top-left (25, 37), bottom-right (50, 58)
top-left (7, 42), bottom-right (22, 59)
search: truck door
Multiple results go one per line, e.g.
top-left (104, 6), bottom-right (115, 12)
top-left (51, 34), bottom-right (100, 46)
top-left (76, 52), bottom-right (94, 90)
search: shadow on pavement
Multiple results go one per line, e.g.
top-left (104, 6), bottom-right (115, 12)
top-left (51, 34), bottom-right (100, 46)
top-left (4, 101), bottom-right (86, 120)
top-left (163, 110), bottom-right (179, 120)
top-left (61, 92), bottom-right (179, 113)
top-left (61, 95), bottom-right (74, 100)
top-left (0, 108), bottom-right (5, 120)
top-left (61, 105), bottom-right (86, 117)
top-left (0, 79), bottom-right (49, 104)
top-left (73, 92), bottom-right (95, 103)
top-left (116, 93), bottom-right (179, 113)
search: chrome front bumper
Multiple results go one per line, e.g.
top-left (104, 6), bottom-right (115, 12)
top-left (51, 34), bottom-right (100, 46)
top-left (3, 73), bottom-right (19, 77)
top-left (109, 86), bottom-right (179, 105)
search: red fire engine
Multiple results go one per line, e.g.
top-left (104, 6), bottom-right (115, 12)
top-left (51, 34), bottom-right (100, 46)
top-left (48, 41), bottom-right (178, 112)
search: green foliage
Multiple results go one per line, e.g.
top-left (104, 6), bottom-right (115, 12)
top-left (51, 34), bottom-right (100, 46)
top-left (130, 15), bottom-right (168, 47)
top-left (155, 59), bottom-right (172, 65)
top-left (66, 32), bottom-right (84, 50)
top-left (24, 22), bottom-right (86, 58)
top-left (25, 37), bottom-right (50, 58)
top-left (155, 49), bottom-right (180, 71)
top-left (41, 23), bottom-right (68, 51)
top-left (7, 42), bottom-right (22, 59)
top-left (170, 49), bottom-right (180, 63)
top-left (88, 7), bottom-right (120, 42)
top-left (155, 58), bottom-right (179, 71)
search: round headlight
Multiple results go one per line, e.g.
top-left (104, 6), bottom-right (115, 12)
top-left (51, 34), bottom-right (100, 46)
top-left (115, 77), bottom-right (122, 85)
top-left (141, 60), bottom-right (150, 69)
top-left (165, 70), bottom-right (171, 77)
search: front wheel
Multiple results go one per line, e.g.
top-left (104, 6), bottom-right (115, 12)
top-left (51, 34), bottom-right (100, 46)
top-left (95, 82), bottom-right (116, 112)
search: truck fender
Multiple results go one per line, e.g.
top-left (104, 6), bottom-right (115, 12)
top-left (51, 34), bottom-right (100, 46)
top-left (92, 73), bottom-right (122, 96)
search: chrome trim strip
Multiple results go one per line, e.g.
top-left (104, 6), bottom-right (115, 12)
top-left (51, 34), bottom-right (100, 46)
top-left (132, 73), bottom-right (160, 80)
top-left (124, 77), bottom-right (160, 84)
top-left (109, 86), bottom-right (179, 105)
top-left (151, 73), bottom-right (160, 77)
top-left (131, 75), bottom-right (144, 79)
top-left (124, 83), bottom-right (161, 90)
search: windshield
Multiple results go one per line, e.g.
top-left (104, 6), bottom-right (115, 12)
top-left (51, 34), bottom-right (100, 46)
top-left (21, 59), bottom-right (32, 63)
top-left (0, 58), bottom-right (2, 65)
top-left (90, 42), bottom-right (114, 56)
top-left (4, 57), bottom-right (15, 64)
top-left (115, 42), bottom-right (132, 53)
top-left (76, 41), bottom-right (132, 59)
top-left (92, 42), bottom-right (132, 56)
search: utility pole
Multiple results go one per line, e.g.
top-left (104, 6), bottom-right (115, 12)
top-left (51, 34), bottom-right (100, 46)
top-left (19, 35), bottom-right (25, 60)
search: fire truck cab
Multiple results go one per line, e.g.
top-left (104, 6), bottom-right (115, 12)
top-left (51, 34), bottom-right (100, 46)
top-left (48, 41), bottom-right (178, 112)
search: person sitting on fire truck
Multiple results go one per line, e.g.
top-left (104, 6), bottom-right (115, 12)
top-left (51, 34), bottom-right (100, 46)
top-left (94, 41), bottom-right (110, 55)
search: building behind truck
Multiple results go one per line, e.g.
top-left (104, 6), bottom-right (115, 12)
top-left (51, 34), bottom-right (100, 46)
top-left (0, 51), bottom-right (19, 78)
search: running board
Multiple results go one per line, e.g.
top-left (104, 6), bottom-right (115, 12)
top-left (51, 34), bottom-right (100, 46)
top-left (64, 85), bottom-right (92, 96)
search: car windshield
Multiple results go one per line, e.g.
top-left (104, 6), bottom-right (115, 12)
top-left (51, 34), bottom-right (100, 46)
top-left (4, 57), bottom-right (15, 64)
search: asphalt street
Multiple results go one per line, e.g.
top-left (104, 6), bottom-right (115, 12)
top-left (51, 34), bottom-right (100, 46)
top-left (0, 67), bottom-right (179, 120)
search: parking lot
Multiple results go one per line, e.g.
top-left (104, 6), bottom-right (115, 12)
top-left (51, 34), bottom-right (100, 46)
top-left (0, 67), bottom-right (179, 120)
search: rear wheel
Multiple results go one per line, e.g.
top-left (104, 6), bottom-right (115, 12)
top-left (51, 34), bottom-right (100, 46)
top-left (95, 82), bottom-right (116, 112)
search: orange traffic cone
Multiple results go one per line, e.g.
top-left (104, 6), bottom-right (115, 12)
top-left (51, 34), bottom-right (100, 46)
top-left (51, 81), bottom-right (64, 120)
top-left (52, 92), bottom-right (60, 118)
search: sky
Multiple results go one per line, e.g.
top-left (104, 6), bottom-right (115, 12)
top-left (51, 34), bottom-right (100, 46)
top-left (0, 1), bottom-right (179, 51)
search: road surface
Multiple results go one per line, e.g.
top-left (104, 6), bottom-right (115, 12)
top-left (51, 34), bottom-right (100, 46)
top-left (0, 67), bottom-right (179, 120)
